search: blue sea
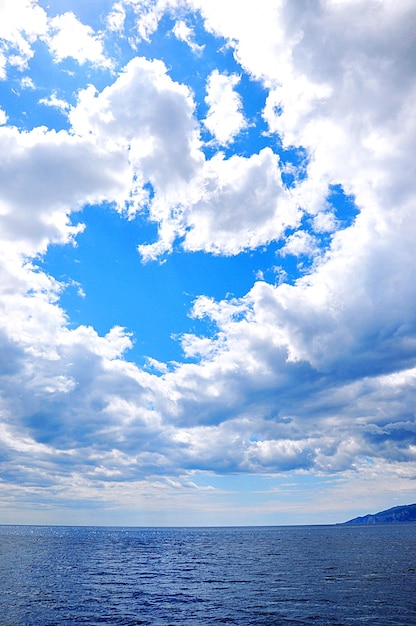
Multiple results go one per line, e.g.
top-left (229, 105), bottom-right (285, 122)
top-left (0, 524), bottom-right (415, 625)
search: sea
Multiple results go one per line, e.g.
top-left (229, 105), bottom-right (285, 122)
top-left (0, 524), bottom-right (415, 625)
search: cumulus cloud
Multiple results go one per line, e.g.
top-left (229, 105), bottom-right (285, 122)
top-left (180, 148), bottom-right (299, 255)
top-left (280, 230), bottom-right (318, 258)
top-left (0, 125), bottom-right (131, 254)
top-left (128, 0), bottom-right (416, 486)
top-left (68, 56), bottom-right (297, 259)
top-left (45, 12), bottom-right (111, 67)
top-left (69, 56), bottom-right (202, 194)
top-left (177, 0), bottom-right (416, 356)
top-left (203, 70), bottom-right (247, 144)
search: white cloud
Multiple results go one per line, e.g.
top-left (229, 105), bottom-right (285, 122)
top-left (39, 91), bottom-right (71, 113)
top-left (20, 75), bottom-right (35, 89)
top-left (122, 0), bottom-right (172, 43)
top-left (69, 56), bottom-right (298, 258)
top-left (0, 125), bottom-right (132, 255)
top-left (280, 230), bottom-right (318, 258)
top-left (69, 56), bottom-right (202, 191)
top-left (0, 0), bottom-right (48, 77)
top-left (179, 148), bottom-right (299, 256)
top-left (172, 19), bottom-right (204, 54)
top-left (107, 1), bottom-right (127, 32)
top-left (203, 70), bottom-right (247, 145)
top-left (166, 0), bottom-right (416, 371)
top-left (136, 147), bottom-right (300, 260)
top-left (63, 32), bottom-right (297, 261)
top-left (0, 1), bottom-right (113, 75)
top-left (45, 12), bottom-right (111, 67)
top-left (65, 0), bottom-right (416, 475)
top-left (312, 210), bottom-right (337, 234)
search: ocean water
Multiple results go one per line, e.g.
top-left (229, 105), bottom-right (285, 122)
top-left (0, 524), bottom-right (415, 625)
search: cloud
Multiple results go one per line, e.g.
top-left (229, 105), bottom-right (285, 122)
top-left (172, 0), bottom-right (416, 366)
top-left (38, 92), bottom-right (71, 113)
top-left (0, 125), bottom-right (132, 255)
top-left (69, 56), bottom-right (297, 258)
top-left (203, 70), bottom-right (247, 144)
top-left (69, 55), bottom-right (202, 195)
top-left (45, 11), bottom-right (111, 67)
top-left (0, 2), bottom-right (111, 76)
top-left (172, 19), bottom-right (204, 54)
top-left (180, 148), bottom-right (299, 255)
top-left (106, 1), bottom-right (127, 33)
top-left (0, 0), bottom-right (48, 77)
top-left (280, 230), bottom-right (318, 258)
top-left (123, 0), bottom-right (172, 43)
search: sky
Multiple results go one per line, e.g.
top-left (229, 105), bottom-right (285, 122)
top-left (0, 0), bottom-right (415, 527)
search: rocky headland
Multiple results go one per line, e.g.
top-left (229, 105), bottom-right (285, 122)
top-left (344, 503), bottom-right (416, 524)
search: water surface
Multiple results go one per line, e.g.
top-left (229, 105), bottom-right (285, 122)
top-left (1, 524), bottom-right (415, 624)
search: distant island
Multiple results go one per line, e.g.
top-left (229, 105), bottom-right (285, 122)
top-left (344, 503), bottom-right (416, 524)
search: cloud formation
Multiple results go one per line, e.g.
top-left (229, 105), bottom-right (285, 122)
top-left (0, 0), bottom-right (415, 524)
top-left (203, 70), bottom-right (247, 145)
top-left (46, 12), bottom-right (111, 67)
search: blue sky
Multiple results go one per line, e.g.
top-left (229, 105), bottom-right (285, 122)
top-left (1, 0), bottom-right (416, 526)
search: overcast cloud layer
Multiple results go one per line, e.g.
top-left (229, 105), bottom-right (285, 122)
top-left (0, 0), bottom-right (415, 525)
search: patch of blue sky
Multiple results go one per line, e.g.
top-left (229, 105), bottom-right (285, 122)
top-left (39, 204), bottom-right (178, 365)
top-left (214, 82), bottom-right (277, 160)
top-left (103, 10), bottom-right (142, 66)
top-left (136, 13), bottom-right (238, 108)
top-left (327, 183), bottom-right (359, 228)
top-left (189, 472), bottom-right (342, 524)
top-left (2, 42), bottom-right (112, 132)
top-left (38, 0), bottom-right (115, 29)
top-left (132, 9), bottom-right (273, 153)
top-left (280, 146), bottom-right (309, 188)
top-left (40, 204), bottom-right (284, 366)
top-left (271, 183), bottom-right (359, 284)
top-left (206, 472), bottom-right (326, 497)
top-left (4, 70), bottom-right (69, 132)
